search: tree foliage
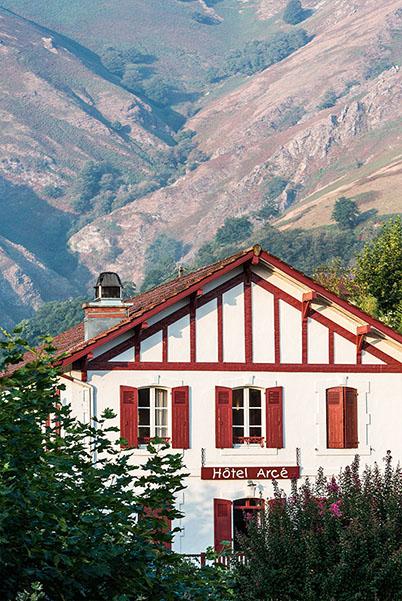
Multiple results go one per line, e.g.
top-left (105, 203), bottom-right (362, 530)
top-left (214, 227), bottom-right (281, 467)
top-left (215, 217), bottom-right (253, 246)
top-left (354, 217), bottom-right (402, 319)
top-left (314, 217), bottom-right (402, 331)
top-left (234, 454), bottom-right (402, 601)
top-left (283, 0), bottom-right (308, 25)
top-left (141, 234), bottom-right (186, 291)
top-left (0, 333), bottom-right (233, 601)
top-left (332, 196), bottom-right (360, 230)
top-left (211, 30), bottom-right (310, 80)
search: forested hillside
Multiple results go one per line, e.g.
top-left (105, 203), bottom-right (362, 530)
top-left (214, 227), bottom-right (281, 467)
top-left (0, 0), bottom-right (401, 328)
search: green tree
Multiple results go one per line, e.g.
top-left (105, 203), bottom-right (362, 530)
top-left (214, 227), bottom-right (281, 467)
top-left (16, 298), bottom-right (84, 347)
top-left (121, 64), bottom-right (143, 91)
top-left (142, 77), bottom-right (171, 107)
top-left (354, 217), bottom-right (402, 318)
top-left (0, 333), bottom-right (234, 601)
top-left (100, 46), bottom-right (125, 77)
top-left (332, 196), bottom-right (360, 230)
top-left (141, 234), bottom-right (186, 291)
top-left (215, 217), bottom-right (253, 246)
top-left (283, 0), bottom-right (307, 25)
top-left (73, 161), bottom-right (121, 213)
top-left (234, 454), bottom-right (402, 601)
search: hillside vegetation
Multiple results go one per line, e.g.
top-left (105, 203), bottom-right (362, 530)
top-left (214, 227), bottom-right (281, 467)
top-left (0, 0), bottom-right (401, 327)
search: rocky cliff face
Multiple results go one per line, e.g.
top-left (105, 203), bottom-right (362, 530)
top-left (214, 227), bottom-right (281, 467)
top-left (70, 0), bottom-right (402, 285)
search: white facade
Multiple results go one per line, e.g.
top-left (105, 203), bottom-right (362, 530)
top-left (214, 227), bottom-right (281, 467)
top-left (60, 251), bottom-right (402, 554)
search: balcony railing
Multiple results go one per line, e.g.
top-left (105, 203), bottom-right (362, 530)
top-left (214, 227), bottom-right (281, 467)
top-left (183, 552), bottom-right (246, 567)
top-left (233, 436), bottom-right (265, 447)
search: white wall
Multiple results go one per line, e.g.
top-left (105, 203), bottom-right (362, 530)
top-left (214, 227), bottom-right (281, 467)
top-left (196, 300), bottom-right (218, 362)
top-left (168, 315), bottom-right (190, 362)
top-left (222, 284), bottom-right (245, 362)
top-left (78, 368), bottom-right (402, 554)
top-left (252, 283), bottom-right (275, 363)
top-left (280, 301), bottom-right (302, 363)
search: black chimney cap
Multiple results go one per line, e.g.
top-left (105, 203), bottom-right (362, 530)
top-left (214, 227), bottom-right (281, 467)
top-left (95, 272), bottom-right (123, 288)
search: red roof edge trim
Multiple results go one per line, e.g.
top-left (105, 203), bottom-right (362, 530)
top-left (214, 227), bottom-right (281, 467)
top-left (59, 249), bottom-right (255, 367)
top-left (259, 250), bottom-right (402, 346)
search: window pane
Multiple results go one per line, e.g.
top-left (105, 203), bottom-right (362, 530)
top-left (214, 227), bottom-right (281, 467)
top-left (233, 427), bottom-right (244, 439)
top-left (233, 389), bottom-right (244, 409)
top-left (155, 388), bottom-right (167, 408)
top-left (250, 426), bottom-right (262, 437)
top-left (249, 408), bottom-right (262, 426)
top-left (138, 426), bottom-right (150, 438)
top-left (138, 388), bottom-right (150, 407)
top-left (249, 389), bottom-right (261, 407)
top-left (156, 426), bottom-right (168, 438)
top-left (155, 409), bottom-right (167, 427)
top-left (139, 408), bottom-right (150, 426)
top-left (233, 407), bottom-right (244, 426)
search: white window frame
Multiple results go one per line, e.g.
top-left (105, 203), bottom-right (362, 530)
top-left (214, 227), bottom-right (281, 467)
top-left (232, 386), bottom-right (265, 447)
top-left (138, 386), bottom-right (170, 446)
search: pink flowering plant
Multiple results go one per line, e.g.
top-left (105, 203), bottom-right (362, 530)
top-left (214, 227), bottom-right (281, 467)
top-left (234, 454), bottom-right (402, 601)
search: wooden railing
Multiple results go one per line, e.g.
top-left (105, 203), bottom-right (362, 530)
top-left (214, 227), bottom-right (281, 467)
top-left (183, 552), bottom-right (246, 567)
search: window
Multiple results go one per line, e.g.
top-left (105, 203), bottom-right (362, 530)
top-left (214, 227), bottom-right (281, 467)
top-left (232, 388), bottom-right (263, 446)
top-left (138, 387), bottom-right (168, 445)
top-left (326, 387), bottom-right (358, 449)
top-left (215, 386), bottom-right (284, 449)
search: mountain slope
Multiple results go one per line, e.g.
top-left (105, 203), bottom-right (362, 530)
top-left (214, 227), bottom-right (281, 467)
top-left (0, 0), bottom-right (282, 91)
top-left (70, 0), bottom-right (402, 285)
top-left (0, 6), bottom-right (174, 324)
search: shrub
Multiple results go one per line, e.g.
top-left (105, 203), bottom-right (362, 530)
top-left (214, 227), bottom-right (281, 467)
top-left (42, 185), bottom-right (64, 199)
top-left (364, 58), bottom-right (393, 80)
top-left (192, 11), bottom-right (220, 25)
top-left (234, 454), bottom-right (402, 601)
top-left (317, 89), bottom-right (338, 110)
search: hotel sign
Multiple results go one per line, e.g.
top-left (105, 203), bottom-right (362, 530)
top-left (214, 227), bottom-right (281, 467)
top-left (201, 466), bottom-right (300, 480)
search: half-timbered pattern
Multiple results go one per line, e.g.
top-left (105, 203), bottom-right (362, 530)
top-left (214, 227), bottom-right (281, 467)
top-left (43, 245), bottom-right (401, 554)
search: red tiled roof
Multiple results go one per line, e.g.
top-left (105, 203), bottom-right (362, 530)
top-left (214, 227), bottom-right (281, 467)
top-left (3, 243), bottom-right (401, 376)
top-left (1, 247), bottom-right (253, 374)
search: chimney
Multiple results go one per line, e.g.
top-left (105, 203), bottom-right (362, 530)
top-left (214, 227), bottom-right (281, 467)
top-left (83, 272), bottom-right (132, 340)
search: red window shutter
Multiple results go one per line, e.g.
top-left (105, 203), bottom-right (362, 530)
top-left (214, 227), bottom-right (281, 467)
top-left (215, 387), bottom-right (232, 448)
top-left (171, 386), bottom-right (190, 449)
top-left (265, 387), bottom-right (283, 448)
top-left (326, 387), bottom-right (344, 448)
top-left (214, 499), bottom-right (232, 552)
top-left (344, 387), bottom-right (358, 448)
top-left (120, 386), bottom-right (138, 448)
